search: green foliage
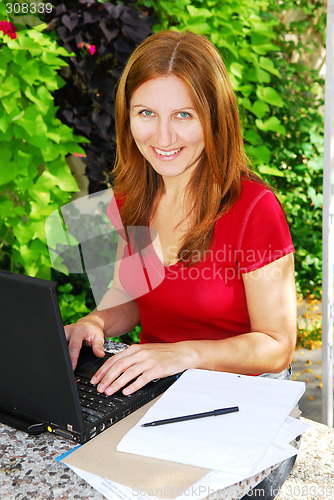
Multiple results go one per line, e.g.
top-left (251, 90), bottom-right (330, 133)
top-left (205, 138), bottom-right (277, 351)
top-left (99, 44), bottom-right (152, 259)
top-left (265, 0), bottom-right (324, 297)
top-left (138, 0), bottom-right (325, 298)
top-left (0, 6), bottom-right (88, 282)
top-left (57, 282), bottom-right (92, 323)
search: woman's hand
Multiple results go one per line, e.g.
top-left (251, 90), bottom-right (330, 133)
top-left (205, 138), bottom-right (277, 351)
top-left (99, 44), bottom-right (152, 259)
top-left (64, 316), bottom-right (105, 370)
top-left (90, 342), bottom-right (198, 395)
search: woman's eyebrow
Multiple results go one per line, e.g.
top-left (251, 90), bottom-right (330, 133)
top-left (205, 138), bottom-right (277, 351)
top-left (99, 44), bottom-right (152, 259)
top-left (131, 105), bottom-right (197, 112)
top-left (172, 107), bottom-right (197, 112)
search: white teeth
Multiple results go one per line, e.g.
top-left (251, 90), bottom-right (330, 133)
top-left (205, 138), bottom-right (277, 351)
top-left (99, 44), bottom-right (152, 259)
top-left (154, 147), bottom-right (182, 156)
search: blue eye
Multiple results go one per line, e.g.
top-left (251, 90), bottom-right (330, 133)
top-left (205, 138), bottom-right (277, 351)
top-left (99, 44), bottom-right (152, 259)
top-left (140, 110), bottom-right (154, 117)
top-left (177, 111), bottom-right (190, 119)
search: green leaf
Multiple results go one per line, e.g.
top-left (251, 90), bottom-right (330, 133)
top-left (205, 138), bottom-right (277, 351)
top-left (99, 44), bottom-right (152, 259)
top-left (256, 87), bottom-right (284, 107)
top-left (255, 67), bottom-right (271, 84)
top-left (1, 95), bottom-right (20, 115)
top-left (13, 222), bottom-right (35, 245)
top-left (28, 182), bottom-right (51, 207)
top-left (186, 5), bottom-right (211, 18)
top-left (248, 145), bottom-right (271, 164)
top-left (258, 165), bottom-right (285, 177)
top-left (244, 129), bottom-right (261, 146)
top-left (238, 84), bottom-right (254, 97)
top-left (255, 116), bottom-right (286, 135)
top-left (307, 186), bottom-right (322, 209)
top-left (41, 52), bottom-right (68, 68)
top-left (24, 85), bottom-right (52, 115)
top-left (40, 66), bottom-right (59, 91)
top-left (49, 163), bottom-right (79, 192)
top-left (45, 209), bottom-right (79, 250)
top-left (19, 241), bottom-right (48, 276)
top-left (241, 98), bottom-right (253, 113)
top-left (0, 148), bottom-right (15, 185)
top-left (0, 199), bottom-right (14, 218)
top-left (29, 201), bottom-right (59, 220)
top-left (0, 74), bottom-right (21, 98)
top-left (251, 100), bottom-right (270, 119)
top-left (13, 148), bottom-right (32, 177)
top-left (230, 62), bottom-right (245, 79)
top-left (258, 57), bottom-right (280, 77)
top-left (17, 59), bottom-right (42, 86)
top-left (30, 221), bottom-right (48, 243)
top-left (0, 104), bottom-right (11, 133)
top-left (16, 106), bottom-right (47, 137)
top-left (308, 156), bottom-right (323, 171)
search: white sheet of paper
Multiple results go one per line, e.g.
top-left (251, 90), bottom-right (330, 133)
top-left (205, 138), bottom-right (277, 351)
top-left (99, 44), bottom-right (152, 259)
top-left (65, 416), bottom-right (311, 500)
top-left (117, 370), bottom-right (305, 475)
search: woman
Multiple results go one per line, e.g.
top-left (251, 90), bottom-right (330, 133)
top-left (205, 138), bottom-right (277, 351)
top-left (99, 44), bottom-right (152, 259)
top-left (66, 29), bottom-right (296, 390)
top-left (65, 30), bottom-right (297, 497)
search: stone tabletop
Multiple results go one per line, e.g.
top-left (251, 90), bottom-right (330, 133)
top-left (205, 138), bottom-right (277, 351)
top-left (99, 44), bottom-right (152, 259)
top-left (0, 418), bottom-right (333, 500)
top-left (276, 419), bottom-right (334, 500)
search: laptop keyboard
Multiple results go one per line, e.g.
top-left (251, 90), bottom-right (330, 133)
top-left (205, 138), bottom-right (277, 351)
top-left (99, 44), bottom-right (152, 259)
top-left (75, 377), bottom-right (139, 424)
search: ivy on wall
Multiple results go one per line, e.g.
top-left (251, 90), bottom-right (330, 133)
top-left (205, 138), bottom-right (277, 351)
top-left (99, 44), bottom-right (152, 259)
top-left (0, 2), bottom-right (88, 280)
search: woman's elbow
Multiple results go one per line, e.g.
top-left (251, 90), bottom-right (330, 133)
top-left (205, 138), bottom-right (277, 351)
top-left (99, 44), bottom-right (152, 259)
top-left (272, 327), bottom-right (297, 373)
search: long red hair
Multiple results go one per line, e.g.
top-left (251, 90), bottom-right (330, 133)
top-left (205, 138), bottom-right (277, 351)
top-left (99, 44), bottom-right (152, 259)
top-left (113, 30), bottom-right (255, 262)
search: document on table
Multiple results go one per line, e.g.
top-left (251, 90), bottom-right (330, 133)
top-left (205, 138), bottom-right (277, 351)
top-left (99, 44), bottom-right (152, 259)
top-left (117, 369), bottom-right (305, 476)
top-left (60, 416), bottom-right (311, 500)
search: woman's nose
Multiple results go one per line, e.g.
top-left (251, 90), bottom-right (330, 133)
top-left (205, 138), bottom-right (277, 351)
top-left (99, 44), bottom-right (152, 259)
top-left (156, 119), bottom-right (177, 148)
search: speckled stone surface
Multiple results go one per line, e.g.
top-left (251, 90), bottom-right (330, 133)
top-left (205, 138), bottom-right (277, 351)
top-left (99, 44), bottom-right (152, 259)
top-left (0, 424), bottom-right (101, 499)
top-left (0, 418), bottom-right (332, 500)
top-left (275, 419), bottom-right (334, 500)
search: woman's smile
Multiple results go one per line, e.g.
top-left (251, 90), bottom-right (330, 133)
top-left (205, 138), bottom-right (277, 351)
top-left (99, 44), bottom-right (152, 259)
top-left (152, 146), bottom-right (184, 159)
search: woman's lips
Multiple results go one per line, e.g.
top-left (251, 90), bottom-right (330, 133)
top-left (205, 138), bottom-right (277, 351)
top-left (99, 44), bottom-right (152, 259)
top-left (152, 146), bottom-right (183, 159)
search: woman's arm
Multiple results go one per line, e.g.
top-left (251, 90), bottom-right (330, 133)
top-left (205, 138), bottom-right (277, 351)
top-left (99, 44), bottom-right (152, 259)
top-left (91, 253), bottom-right (296, 395)
top-left (64, 234), bottom-right (141, 369)
top-left (193, 251), bottom-right (297, 374)
top-left (64, 297), bottom-right (140, 370)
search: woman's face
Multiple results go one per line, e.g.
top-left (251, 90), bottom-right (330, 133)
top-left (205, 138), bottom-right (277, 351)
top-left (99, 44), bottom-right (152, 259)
top-left (129, 75), bottom-right (205, 181)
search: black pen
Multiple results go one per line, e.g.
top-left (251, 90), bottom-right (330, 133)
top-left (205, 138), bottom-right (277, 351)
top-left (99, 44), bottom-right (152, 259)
top-left (141, 406), bottom-right (239, 427)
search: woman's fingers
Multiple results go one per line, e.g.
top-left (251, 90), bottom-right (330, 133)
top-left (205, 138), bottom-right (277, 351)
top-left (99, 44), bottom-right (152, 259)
top-left (91, 346), bottom-right (147, 391)
top-left (65, 321), bottom-right (105, 370)
top-left (90, 343), bottom-right (191, 395)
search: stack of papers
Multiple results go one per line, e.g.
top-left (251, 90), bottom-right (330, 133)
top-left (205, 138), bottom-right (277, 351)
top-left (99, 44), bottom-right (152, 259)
top-left (60, 369), bottom-right (309, 500)
top-left (117, 369), bottom-right (305, 475)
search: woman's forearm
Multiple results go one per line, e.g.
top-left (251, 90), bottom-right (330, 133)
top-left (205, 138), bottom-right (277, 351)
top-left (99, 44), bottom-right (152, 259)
top-left (184, 328), bottom-right (296, 375)
top-left (82, 299), bottom-right (140, 338)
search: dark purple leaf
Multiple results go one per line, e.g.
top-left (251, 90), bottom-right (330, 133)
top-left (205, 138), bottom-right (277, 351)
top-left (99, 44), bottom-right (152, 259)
top-left (79, 0), bottom-right (96, 7)
top-left (55, 3), bottom-right (67, 16)
top-left (104, 4), bottom-right (125, 20)
top-left (122, 24), bottom-right (146, 44)
top-left (61, 14), bottom-right (77, 32)
top-left (99, 19), bottom-right (119, 42)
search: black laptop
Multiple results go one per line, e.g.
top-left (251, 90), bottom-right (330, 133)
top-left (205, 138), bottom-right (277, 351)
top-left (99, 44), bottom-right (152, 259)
top-left (0, 270), bottom-right (178, 443)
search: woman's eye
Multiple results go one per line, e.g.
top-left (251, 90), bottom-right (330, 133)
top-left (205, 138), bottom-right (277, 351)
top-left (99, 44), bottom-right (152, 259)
top-left (140, 110), bottom-right (154, 117)
top-left (177, 111), bottom-right (190, 119)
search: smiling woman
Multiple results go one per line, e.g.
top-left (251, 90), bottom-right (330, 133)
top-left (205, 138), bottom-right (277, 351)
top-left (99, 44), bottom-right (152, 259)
top-left (65, 30), bottom-right (297, 500)
top-left (66, 28), bottom-right (296, 394)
